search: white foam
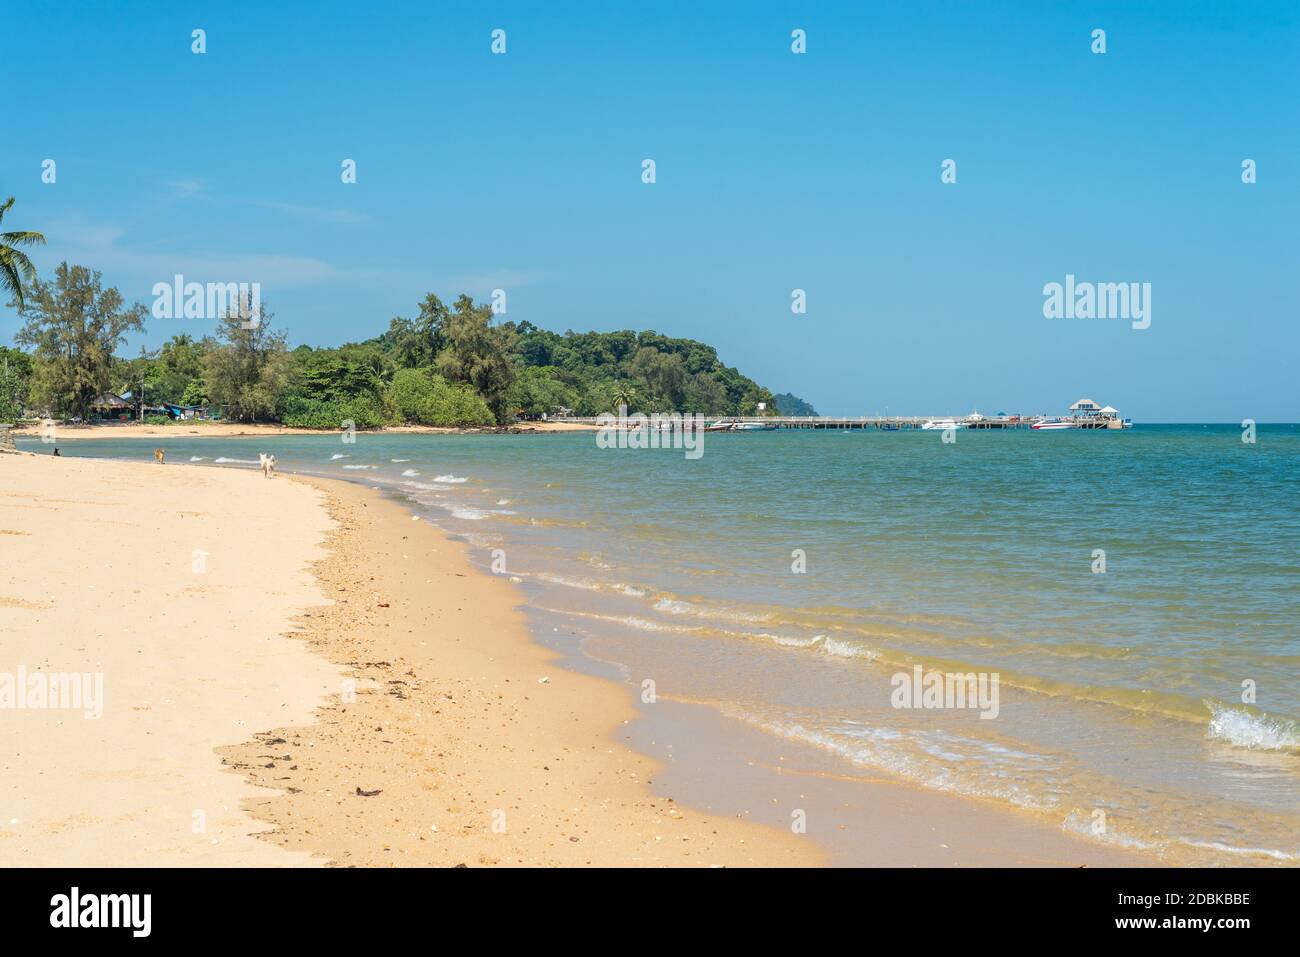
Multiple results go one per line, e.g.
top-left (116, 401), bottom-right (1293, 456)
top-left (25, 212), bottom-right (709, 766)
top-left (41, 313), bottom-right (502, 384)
top-left (1207, 704), bottom-right (1299, 751)
top-left (770, 633), bottom-right (826, 648)
top-left (402, 469), bottom-right (421, 477)
top-left (1060, 810), bottom-right (1161, 851)
top-left (342, 464), bottom-right (374, 470)
top-left (652, 597), bottom-right (769, 623)
top-left (330, 453), bottom-right (350, 460)
top-left (1178, 840), bottom-right (1300, 862)
top-left (822, 636), bottom-right (879, 660)
top-left (434, 474), bottom-right (467, 483)
top-left (391, 458), bottom-right (411, 463)
top-left (213, 457), bottom-right (259, 465)
top-left (189, 456), bottom-right (207, 462)
top-left (534, 573), bottom-right (600, 591)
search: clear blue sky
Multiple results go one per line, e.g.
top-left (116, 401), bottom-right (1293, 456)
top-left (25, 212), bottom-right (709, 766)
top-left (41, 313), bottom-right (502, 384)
top-left (4, 1), bottom-right (1297, 420)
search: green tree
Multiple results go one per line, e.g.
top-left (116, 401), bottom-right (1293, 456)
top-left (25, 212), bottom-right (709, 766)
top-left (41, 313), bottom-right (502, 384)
top-left (435, 295), bottom-right (517, 424)
top-left (683, 372), bottom-right (727, 414)
top-left (0, 347), bottom-right (33, 422)
top-left (387, 367), bottom-right (494, 426)
top-left (203, 306), bottom-right (291, 423)
top-left (14, 263), bottom-right (146, 420)
top-left (611, 379), bottom-right (636, 413)
top-left (510, 365), bottom-right (580, 418)
top-left (0, 197), bottom-right (45, 311)
top-left (630, 346), bottom-right (686, 410)
top-left (180, 379), bottom-right (209, 407)
top-left (380, 293), bottom-right (451, 368)
top-left (154, 333), bottom-right (208, 404)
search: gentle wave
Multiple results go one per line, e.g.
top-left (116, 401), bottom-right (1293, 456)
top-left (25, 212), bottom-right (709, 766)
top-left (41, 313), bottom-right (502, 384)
top-left (769, 633), bottom-right (825, 648)
top-left (1207, 703), bottom-right (1300, 752)
top-left (434, 474), bottom-right (468, 483)
top-left (822, 636), bottom-right (879, 660)
top-left (736, 713), bottom-right (1059, 812)
top-left (1177, 840), bottom-right (1300, 862)
top-left (213, 457), bottom-right (259, 464)
top-left (653, 597), bottom-right (770, 623)
top-left (401, 469), bottom-right (420, 477)
top-left (534, 605), bottom-right (706, 634)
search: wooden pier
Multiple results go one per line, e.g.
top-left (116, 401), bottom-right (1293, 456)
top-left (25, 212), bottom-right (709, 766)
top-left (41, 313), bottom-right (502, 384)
top-left (556, 414), bottom-right (1129, 430)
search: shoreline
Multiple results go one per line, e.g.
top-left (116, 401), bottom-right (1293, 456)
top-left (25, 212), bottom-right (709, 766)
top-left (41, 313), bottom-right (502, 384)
top-left (218, 473), bottom-right (820, 866)
top-left (6, 421), bottom-right (600, 440)
top-left (3, 448), bottom-right (1159, 867)
top-left (231, 470), bottom-right (1151, 867)
top-left (0, 451), bottom-right (815, 867)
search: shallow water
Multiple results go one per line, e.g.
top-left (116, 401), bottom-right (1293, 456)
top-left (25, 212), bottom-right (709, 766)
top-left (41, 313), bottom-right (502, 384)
top-left (26, 424), bottom-right (1299, 864)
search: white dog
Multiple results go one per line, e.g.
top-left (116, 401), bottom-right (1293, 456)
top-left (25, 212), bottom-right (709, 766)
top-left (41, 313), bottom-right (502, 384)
top-left (259, 453), bottom-right (276, 479)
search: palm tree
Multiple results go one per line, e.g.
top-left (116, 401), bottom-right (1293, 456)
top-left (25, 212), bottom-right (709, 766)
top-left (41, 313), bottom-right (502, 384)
top-left (0, 197), bottom-right (46, 310)
top-left (612, 380), bottom-right (635, 415)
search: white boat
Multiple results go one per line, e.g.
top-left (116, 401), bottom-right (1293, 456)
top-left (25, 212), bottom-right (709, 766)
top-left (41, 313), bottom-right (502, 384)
top-left (1031, 418), bottom-right (1075, 430)
top-left (703, 420), bottom-right (777, 432)
top-left (921, 418), bottom-right (962, 431)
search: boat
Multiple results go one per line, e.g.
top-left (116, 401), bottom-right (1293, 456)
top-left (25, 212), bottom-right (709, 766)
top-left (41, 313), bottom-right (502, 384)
top-left (1031, 418), bottom-right (1075, 430)
top-left (703, 420), bottom-right (778, 432)
top-left (920, 419), bottom-right (962, 431)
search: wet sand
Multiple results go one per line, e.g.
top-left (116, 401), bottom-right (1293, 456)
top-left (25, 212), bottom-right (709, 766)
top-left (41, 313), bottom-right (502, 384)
top-left (220, 475), bottom-right (819, 866)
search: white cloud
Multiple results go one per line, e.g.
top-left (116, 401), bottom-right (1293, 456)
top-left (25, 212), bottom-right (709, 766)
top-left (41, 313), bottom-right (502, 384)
top-left (255, 201), bottom-right (370, 225)
top-left (164, 179), bottom-right (206, 198)
top-left (33, 219), bottom-right (339, 289)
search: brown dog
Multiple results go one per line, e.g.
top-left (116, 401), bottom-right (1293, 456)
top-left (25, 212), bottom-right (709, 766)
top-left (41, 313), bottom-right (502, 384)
top-left (154, 448), bottom-right (165, 465)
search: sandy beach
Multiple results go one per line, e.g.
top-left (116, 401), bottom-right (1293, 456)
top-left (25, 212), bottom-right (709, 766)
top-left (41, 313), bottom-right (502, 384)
top-left (0, 451), bottom-right (816, 867)
top-left (0, 452), bottom-right (341, 865)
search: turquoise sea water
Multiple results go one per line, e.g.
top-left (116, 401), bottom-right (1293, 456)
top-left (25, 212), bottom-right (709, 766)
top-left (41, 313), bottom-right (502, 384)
top-left (24, 425), bottom-right (1300, 864)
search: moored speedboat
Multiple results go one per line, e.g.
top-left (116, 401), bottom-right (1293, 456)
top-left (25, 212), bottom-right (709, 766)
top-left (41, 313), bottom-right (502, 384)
top-left (921, 418), bottom-right (962, 431)
top-left (1031, 418), bottom-right (1075, 430)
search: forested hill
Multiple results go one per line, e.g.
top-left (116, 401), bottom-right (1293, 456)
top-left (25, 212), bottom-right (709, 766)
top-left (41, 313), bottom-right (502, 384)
top-left (773, 392), bottom-right (818, 416)
top-left (496, 322), bottom-right (777, 418)
top-left (5, 279), bottom-right (782, 428)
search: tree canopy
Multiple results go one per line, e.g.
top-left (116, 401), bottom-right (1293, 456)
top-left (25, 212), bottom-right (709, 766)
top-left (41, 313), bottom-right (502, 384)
top-left (6, 271), bottom-right (782, 427)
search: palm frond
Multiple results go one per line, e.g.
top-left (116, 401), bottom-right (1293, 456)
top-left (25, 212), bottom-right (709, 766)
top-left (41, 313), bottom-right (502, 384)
top-left (0, 247), bottom-right (37, 310)
top-left (0, 230), bottom-right (45, 247)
